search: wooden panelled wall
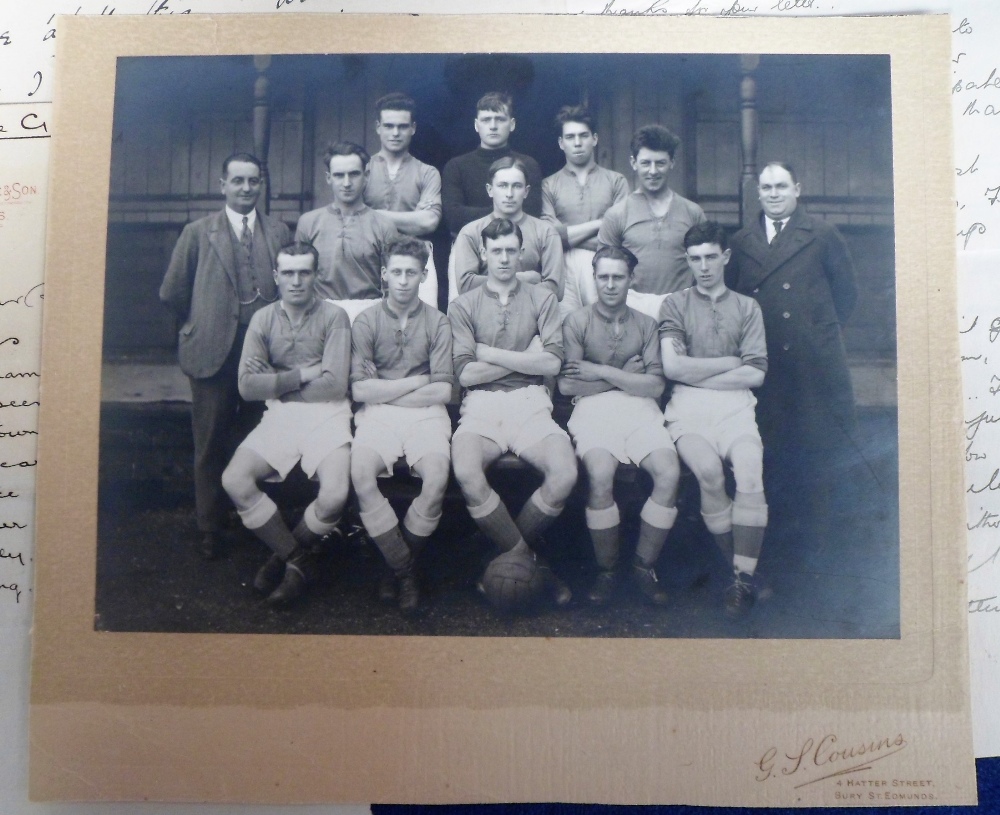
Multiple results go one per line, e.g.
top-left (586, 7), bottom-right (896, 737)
top-left (105, 53), bottom-right (895, 360)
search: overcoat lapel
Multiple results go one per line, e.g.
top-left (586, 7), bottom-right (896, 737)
top-left (208, 210), bottom-right (239, 293)
top-left (739, 208), bottom-right (817, 289)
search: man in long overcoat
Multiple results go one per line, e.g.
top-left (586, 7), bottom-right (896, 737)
top-left (160, 152), bottom-right (291, 559)
top-left (726, 162), bottom-right (858, 529)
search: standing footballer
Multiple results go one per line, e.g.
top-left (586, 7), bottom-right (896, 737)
top-left (659, 222), bottom-right (769, 617)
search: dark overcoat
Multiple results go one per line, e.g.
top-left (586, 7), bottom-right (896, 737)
top-left (159, 209), bottom-right (290, 379)
top-left (726, 206), bottom-right (858, 455)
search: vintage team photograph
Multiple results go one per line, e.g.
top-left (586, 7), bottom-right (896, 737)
top-left (95, 49), bottom-right (898, 639)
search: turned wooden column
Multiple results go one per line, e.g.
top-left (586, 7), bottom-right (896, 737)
top-left (739, 55), bottom-right (760, 227)
top-left (253, 55), bottom-right (272, 215)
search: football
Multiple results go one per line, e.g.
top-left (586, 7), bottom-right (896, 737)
top-left (480, 548), bottom-right (545, 612)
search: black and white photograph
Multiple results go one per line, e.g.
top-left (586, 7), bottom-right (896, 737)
top-left (95, 49), bottom-right (898, 639)
top-left (32, 13), bottom-right (976, 807)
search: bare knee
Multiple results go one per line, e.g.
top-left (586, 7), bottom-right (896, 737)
top-left (692, 459), bottom-right (726, 495)
top-left (583, 457), bottom-right (617, 508)
top-left (350, 456), bottom-right (384, 508)
top-left (730, 442), bottom-right (764, 494)
top-left (451, 443), bottom-right (484, 489)
top-left (315, 475), bottom-right (350, 521)
top-left (416, 455), bottom-right (451, 503)
top-left (221, 462), bottom-right (259, 509)
top-left (643, 449), bottom-right (681, 494)
top-left (544, 454), bottom-right (578, 503)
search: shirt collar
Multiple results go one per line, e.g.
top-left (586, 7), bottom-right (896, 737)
top-left (381, 296), bottom-right (423, 320)
top-left (561, 163), bottom-right (599, 178)
top-left (637, 188), bottom-right (674, 211)
top-left (327, 203), bottom-right (370, 217)
top-left (279, 295), bottom-right (320, 321)
top-left (483, 279), bottom-right (522, 300)
top-left (692, 286), bottom-right (730, 303)
top-left (225, 207), bottom-right (256, 234)
top-left (374, 151), bottom-right (413, 166)
top-left (592, 302), bottom-right (631, 324)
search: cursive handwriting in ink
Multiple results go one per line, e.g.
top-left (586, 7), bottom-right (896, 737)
top-left (600, 0), bottom-right (673, 14)
top-left (0, 283), bottom-right (43, 308)
top-left (770, 0), bottom-right (815, 9)
top-left (966, 411), bottom-right (1000, 442)
top-left (954, 17), bottom-right (973, 35)
top-left (0, 425), bottom-right (37, 439)
top-left (719, 0), bottom-right (758, 14)
top-left (956, 154), bottom-right (980, 176)
top-left (959, 222), bottom-right (987, 249)
top-left (0, 492), bottom-right (19, 499)
top-left (971, 596), bottom-right (1000, 612)
top-left (0, 548), bottom-right (24, 566)
top-left (968, 469), bottom-right (1000, 494)
top-left (0, 401), bottom-right (39, 409)
top-left (147, 0), bottom-right (193, 13)
top-left (0, 460), bottom-right (36, 469)
top-left (757, 733), bottom-right (908, 786)
top-left (0, 338), bottom-right (19, 348)
top-left (968, 509), bottom-right (1000, 530)
top-left (0, 584), bottom-right (21, 603)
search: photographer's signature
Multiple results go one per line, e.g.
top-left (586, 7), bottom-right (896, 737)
top-left (757, 732), bottom-right (908, 788)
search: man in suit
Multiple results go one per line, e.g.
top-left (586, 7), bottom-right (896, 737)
top-left (726, 161), bottom-right (858, 535)
top-left (160, 152), bottom-right (291, 559)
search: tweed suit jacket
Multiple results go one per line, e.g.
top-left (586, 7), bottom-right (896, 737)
top-left (160, 209), bottom-right (290, 379)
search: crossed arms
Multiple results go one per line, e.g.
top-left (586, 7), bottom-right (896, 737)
top-left (458, 335), bottom-right (561, 388)
top-left (659, 336), bottom-right (764, 390)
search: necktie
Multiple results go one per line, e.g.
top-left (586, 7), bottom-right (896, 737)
top-left (240, 215), bottom-right (252, 254)
top-left (771, 219), bottom-right (783, 242)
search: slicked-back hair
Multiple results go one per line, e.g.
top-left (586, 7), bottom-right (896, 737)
top-left (481, 217), bottom-right (524, 249)
top-left (383, 235), bottom-right (430, 269)
top-left (630, 124), bottom-right (681, 160)
top-left (323, 140), bottom-right (370, 171)
top-left (477, 91), bottom-right (514, 118)
top-left (555, 105), bottom-right (595, 137)
top-left (487, 156), bottom-right (529, 184)
top-left (221, 152), bottom-right (262, 178)
top-left (683, 221), bottom-right (729, 252)
top-left (760, 160), bottom-right (798, 184)
top-left (592, 244), bottom-right (638, 274)
top-left (375, 92), bottom-right (416, 120)
top-left (277, 240), bottom-right (320, 270)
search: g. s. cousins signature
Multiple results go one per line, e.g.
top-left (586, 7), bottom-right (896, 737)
top-left (757, 733), bottom-right (908, 787)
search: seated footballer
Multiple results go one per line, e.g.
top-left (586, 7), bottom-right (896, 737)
top-left (559, 245), bottom-right (680, 607)
top-left (448, 217), bottom-right (578, 605)
top-left (221, 241), bottom-right (353, 606)
top-left (350, 236), bottom-right (454, 615)
top-left (659, 221), bottom-right (769, 617)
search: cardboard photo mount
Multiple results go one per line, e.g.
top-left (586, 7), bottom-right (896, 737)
top-left (30, 12), bottom-right (975, 806)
